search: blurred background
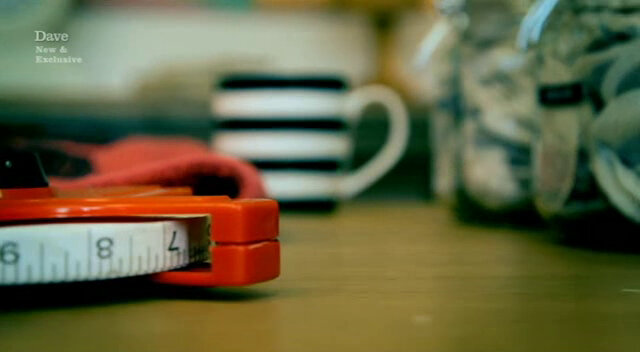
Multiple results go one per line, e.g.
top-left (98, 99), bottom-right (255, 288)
top-left (1, 0), bottom-right (638, 225)
top-left (0, 0), bottom-right (436, 200)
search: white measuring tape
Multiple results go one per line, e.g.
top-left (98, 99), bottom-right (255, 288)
top-left (0, 217), bottom-right (210, 285)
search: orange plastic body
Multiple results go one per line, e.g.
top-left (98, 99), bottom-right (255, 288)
top-left (0, 186), bottom-right (280, 287)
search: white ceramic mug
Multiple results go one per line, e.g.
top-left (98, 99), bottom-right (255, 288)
top-left (210, 74), bottom-right (409, 208)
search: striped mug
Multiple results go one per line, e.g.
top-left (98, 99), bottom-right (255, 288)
top-left (211, 74), bottom-right (409, 209)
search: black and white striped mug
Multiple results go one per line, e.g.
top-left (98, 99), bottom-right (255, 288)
top-left (211, 74), bottom-right (409, 208)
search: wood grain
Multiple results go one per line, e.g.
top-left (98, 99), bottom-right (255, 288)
top-left (1, 202), bottom-right (639, 352)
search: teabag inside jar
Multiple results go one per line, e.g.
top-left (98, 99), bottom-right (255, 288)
top-left (534, 0), bottom-right (640, 223)
top-left (457, 0), bottom-right (539, 212)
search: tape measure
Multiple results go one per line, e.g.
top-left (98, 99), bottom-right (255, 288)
top-left (0, 150), bottom-right (281, 287)
top-left (0, 218), bottom-right (210, 285)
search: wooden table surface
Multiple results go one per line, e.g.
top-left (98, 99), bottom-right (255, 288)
top-left (2, 202), bottom-right (640, 352)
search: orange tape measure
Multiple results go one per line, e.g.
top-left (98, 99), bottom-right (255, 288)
top-left (0, 151), bottom-right (280, 287)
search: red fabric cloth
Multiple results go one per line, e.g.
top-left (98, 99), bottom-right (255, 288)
top-left (48, 136), bottom-right (266, 199)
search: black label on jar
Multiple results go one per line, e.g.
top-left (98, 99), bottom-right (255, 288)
top-left (538, 83), bottom-right (585, 106)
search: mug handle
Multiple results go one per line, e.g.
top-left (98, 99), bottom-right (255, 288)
top-left (338, 84), bottom-right (410, 199)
